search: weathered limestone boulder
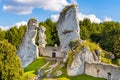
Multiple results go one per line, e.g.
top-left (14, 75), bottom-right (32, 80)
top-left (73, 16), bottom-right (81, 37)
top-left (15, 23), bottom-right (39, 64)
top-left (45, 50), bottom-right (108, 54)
top-left (57, 4), bottom-right (80, 53)
top-left (17, 18), bottom-right (38, 68)
top-left (39, 26), bottom-right (47, 47)
top-left (55, 70), bottom-right (62, 76)
top-left (67, 47), bottom-right (100, 76)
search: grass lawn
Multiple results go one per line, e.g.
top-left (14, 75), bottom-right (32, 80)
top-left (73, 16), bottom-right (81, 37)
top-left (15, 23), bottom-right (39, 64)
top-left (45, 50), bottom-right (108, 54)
top-left (22, 57), bottom-right (46, 80)
top-left (68, 74), bottom-right (105, 80)
top-left (44, 74), bottom-right (105, 80)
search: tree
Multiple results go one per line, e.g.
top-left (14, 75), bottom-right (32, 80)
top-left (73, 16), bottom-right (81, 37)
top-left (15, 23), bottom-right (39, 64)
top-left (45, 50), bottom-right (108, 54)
top-left (0, 28), bottom-right (5, 41)
top-left (39, 18), bottom-right (60, 46)
top-left (5, 26), bottom-right (26, 49)
top-left (0, 40), bottom-right (23, 80)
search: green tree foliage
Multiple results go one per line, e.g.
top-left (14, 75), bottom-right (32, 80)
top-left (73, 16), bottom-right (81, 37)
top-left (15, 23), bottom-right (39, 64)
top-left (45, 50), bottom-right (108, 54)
top-left (80, 18), bottom-right (102, 40)
top-left (0, 40), bottom-right (23, 80)
top-left (0, 28), bottom-right (5, 41)
top-left (99, 22), bottom-right (120, 58)
top-left (80, 19), bottom-right (120, 58)
top-left (5, 26), bottom-right (26, 49)
top-left (39, 18), bottom-right (60, 46)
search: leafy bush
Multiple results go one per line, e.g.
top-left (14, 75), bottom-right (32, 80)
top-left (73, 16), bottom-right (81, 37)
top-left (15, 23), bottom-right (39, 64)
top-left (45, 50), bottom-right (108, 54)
top-left (116, 59), bottom-right (120, 66)
top-left (80, 40), bottom-right (101, 52)
top-left (101, 51), bottom-right (112, 64)
top-left (0, 40), bottom-right (23, 80)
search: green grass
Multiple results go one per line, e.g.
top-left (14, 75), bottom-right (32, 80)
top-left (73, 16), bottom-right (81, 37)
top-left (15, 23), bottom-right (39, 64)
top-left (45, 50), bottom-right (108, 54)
top-left (22, 57), bottom-right (46, 80)
top-left (57, 66), bottom-right (105, 80)
top-left (68, 74), bottom-right (105, 80)
top-left (44, 74), bottom-right (105, 80)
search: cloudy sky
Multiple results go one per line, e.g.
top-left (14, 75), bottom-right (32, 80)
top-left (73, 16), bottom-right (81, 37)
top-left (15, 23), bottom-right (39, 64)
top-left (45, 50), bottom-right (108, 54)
top-left (0, 0), bottom-right (120, 29)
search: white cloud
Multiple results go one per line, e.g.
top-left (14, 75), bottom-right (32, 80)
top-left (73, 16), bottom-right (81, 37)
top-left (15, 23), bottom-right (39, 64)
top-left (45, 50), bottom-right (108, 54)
top-left (3, 5), bottom-right (33, 14)
top-left (104, 16), bottom-right (112, 22)
top-left (78, 13), bottom-right (102, 23)
top-left (2, 0), bottom-right (68, 14)
top-left (51, 12), bottom-right (102, 23)
top-left (0, 26), bottom-right (10, 30)
top-left (51, 14), bottom-right (60, 22)
top-left (71, 0), bottom-right (78, 4)
top-left (0, 21), bottom-right (27, 30)
top-left (14, 21), bottom-right (27, 28)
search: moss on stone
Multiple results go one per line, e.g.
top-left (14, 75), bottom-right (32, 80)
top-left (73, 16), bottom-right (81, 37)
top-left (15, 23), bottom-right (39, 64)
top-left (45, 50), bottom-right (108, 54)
top-left (28, 18), bottom-right (37, 25)
top-left (60, 4), bottom-right (77, 15)
top-left (58, 4), bottom-right (77, 24)
top-left (67, 40), bottom-right (101, 67)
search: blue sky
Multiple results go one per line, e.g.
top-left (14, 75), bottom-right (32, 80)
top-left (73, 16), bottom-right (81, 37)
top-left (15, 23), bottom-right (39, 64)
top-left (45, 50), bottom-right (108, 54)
top-left (0, 0), bottom-right (120, 29)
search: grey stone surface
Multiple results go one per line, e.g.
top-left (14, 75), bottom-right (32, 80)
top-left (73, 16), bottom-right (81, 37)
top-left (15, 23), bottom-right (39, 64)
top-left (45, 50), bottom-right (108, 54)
top-left (67, 47), bottom-right (100, 76)
top-left (55, 70), bottom-right (62, 76)
top-left (57, 4), bottom-right (80, 53)
top-left (39, 26), bottom-right (47, 47)
top-left (17, 18), bottom-right (38, 68)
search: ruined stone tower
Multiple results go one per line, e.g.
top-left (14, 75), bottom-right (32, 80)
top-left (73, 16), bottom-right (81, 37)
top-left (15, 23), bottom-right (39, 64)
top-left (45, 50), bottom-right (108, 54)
top-left (57, 4), bottom-right (80, 54)
top-left (17, 18), bottom-right (38, 68)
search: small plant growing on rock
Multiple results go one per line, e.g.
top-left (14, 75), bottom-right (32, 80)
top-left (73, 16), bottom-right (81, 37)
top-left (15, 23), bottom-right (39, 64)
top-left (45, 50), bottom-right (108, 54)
top-left (69, 39), bottom-right (80, 50)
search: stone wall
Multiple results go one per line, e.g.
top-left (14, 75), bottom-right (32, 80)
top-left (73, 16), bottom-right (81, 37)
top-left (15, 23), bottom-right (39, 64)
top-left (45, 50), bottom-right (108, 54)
top-left (67, 47), bottom-right (98, 76)
top-left (85, 62), bottom-right (120, 80)
top-left (39, 47), bottom-right (64, 58)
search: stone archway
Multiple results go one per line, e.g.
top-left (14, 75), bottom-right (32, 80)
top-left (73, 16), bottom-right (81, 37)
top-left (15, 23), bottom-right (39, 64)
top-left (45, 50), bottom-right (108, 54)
top-left (52, 52), bottom-right (56, 58)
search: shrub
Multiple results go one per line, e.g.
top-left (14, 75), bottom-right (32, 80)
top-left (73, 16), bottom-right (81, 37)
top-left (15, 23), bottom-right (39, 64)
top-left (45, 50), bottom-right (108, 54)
top-left (116, 59), bottom-right (120, 66)
top-left (69, 39), bottom-right (80, 49)
top-left (80, 40), bottom-right (101, 52)
top-left (0, 40), bottom-right (23, 80)
top-left (101, 51), bottom-right (112, 64)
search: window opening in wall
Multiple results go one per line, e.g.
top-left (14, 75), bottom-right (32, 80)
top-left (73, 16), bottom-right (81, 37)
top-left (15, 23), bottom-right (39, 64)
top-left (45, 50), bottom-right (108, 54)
top-left (97, 69), bottom-right (100, 77)
top-left (107, 72), bottom-right (111, 80)
top-left (52, 52), bottom-right (56, 58)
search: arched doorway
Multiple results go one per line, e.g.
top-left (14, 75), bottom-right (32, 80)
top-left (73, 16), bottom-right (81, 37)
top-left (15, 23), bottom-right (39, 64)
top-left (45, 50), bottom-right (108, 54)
top-left (52, 52), bottom-right (56, 58)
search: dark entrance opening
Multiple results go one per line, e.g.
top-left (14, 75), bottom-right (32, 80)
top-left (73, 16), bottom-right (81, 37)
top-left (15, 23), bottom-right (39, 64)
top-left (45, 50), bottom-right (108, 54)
top-left (52, 52), bottom-right (56, 58)
top-left (97, 70), bottom-right (100, 77)
top-left (107, 72), bottom-right (111, 80)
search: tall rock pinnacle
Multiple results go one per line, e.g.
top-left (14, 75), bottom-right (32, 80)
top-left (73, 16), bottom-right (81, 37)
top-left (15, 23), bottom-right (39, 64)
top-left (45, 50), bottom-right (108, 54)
top-left (57, 4), bottom-right (80, 53)
top-left (17, 18), bottom-right (38, 68)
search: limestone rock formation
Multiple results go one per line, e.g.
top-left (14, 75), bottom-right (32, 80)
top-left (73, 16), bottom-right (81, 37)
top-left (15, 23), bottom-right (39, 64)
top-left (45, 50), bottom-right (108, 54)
top-left (17, 18), bottom-right (38, 68)
top-left (57, 4), bottom-right (80, 53)
top-left (39, 26), bottom-right (47, 47)
top-left (67, 47), bottom-right (100, 76)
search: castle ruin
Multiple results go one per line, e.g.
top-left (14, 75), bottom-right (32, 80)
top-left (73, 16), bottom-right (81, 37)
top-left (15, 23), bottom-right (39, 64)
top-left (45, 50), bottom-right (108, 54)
top-left (17, 4), bottom-right (120, 80)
